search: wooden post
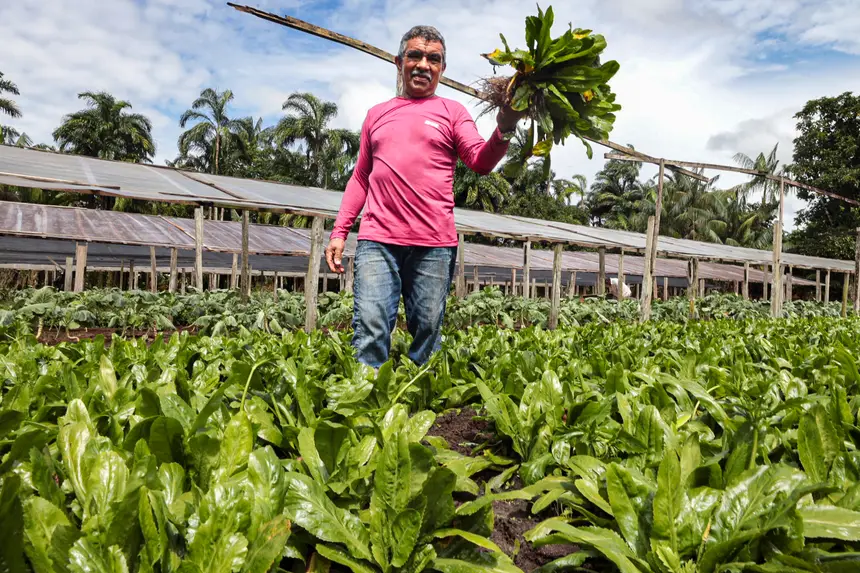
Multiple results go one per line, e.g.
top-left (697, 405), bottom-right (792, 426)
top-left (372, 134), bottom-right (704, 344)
top-left (131, 260), bottom-right (137, 290)
top-left (825, 270), bottom-right (831, 303)
top-left (651, 159), bottom-right (664, 272)
top-left (688, 258), bottom-right (699, 301)
top-left (304, 216), bottom-right (324, 332)
top-left (149, 247), bottom-right (157, 293)
top-left (531, 278), bottom-right (537, 298)
top-left (510, 268), bottom-right (516, 296)
top-left (63, 256), bottom-right (74, 292)
top-left (472, 265), bottom-right (479, 294)
top-left (168, 248), bottom-right (178, 293)
top-left (640, 216), bottom-right (656, 321)
top-left (842, 273), bottom-right (850, 318)
top-left (743, 263), bottom-right (750, 300)
top-left (194, 207), bottom-right (204, 291)
top-left (654, 276), bottom-right (659, 301)
top-left (763, 265), bottom-right (770, 302)
top-left (118, 262), bottom-right (125, 291)
top-left (699, 278), bottom-right (705, 298)
top-left (569, 271), bottom-right (577, 297)
top-left (523, 241), bottom-right (531, 299)
top-left (549, 244), bottom-right (563, 329)
top-left (617, 249), bottom-right (625, 301)
top-left (597, 246), bottom-right (606, 296)
top-left (74, 243), bottom-right (87, 292)
top-left (229, 254), bottom-right (237, 289)
top-left (241, 210), bottom-right (251, 302)
top-left (456, 233), bottom-right (466, 297)
top-left (786, 266), bottom-right (793, 302)
top-left (815, 270), bottom-right (822, 302)
top-left (854, 228), bottom-right (860, 313)
top-left (345, 257), bottom-right (355, 293)
top-left (273, 271), bottom-right (279, 301)
top-left (662, 276), bottom-right (669, 301)
top-left (180, 268), bottom-right (186, 294)
top-left (771, 177), bottom-right (785, 317)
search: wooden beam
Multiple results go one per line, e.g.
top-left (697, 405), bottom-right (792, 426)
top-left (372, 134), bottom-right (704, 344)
top-left (771, 178), bottom-right (785, 317)
top-left (688, 258), bottom-right (699, 301)
top-left (472, 265), bottom-right (480, 294)
top-left (743, 262), bottom-right (750, 300)
top-left (598, 246), bottom-right (606, 296)
top-left (617, 249), bottom-right (625, 301)
top-left (241, 210), bottom-right (250, 302)
top-left (150, 247), bottom-right (157, 293)
top-left (662, 276), bottom-right (669, 301)
top-left (74, 242), bottom-right (87, 292)
top-left (304, 216), bottom-right (324, 332)
top-left (825, 270), bottom-right (831, 304)
top-left (231, 253), bottom-right (238, 289)
top-left (855, 228), bottom-right (860, 314)
top-left (815, 270), bottom-right (821, 302)
top-left (169, 248), bottom-right (178, 293)
top-left (786, 266), bottom-right (793, 302)
top-left (549, 244), bottom-right (563, 329)
top-left (523, 241), bottom-right (531, 299)
top-left (345, 257), bottom-right (355, 294)
top-left (180, 268), bottom-right (186, 294)
top-left (651, 159), bottom-right (665, 271)
top-left (531, 278), bottom-right (536, 299)
top-left (569, 271), bottom-right (577, 297)
top-left (640, 217), bottom-right (656, 321)
top-left (456, 233), bottom-right (466, 297)
top-left (194, 206), bottom-right (204, 291)
top-left (64, 256), bottom-right (74, 292)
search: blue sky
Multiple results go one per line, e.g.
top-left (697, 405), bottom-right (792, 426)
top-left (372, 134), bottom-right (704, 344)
top-left (2, 0), bottom-right (859, 230)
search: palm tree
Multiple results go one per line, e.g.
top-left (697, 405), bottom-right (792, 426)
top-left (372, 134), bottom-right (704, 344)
top-left (552, 174), bottom-right (588, 205)
top-left (0, 72), bottom-right (21, 119)
top-left (733, 143), bottom-right (785, 207)
top-left (52, 91), bottom-right (155, 162)
top-left (585, 156), bottom-right (647, 228)
top-left (178, 88), bottom-right (249, 175)
top-left (1, 126), bottom-right (32, 147)
top-left (273, 92), bottom-right (357, 189)
top-left (454, 159), bottom-right (511, 211)
top-left (660, 170), bottom-right (727, 242)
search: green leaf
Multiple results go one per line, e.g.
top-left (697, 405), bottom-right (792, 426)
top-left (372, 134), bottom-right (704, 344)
top-left (283, 472), bottom-right (372, 561)
top-left (433, 529), bottom-right (506, 555)
top-left (98, 354), bottom-right (119, 403)
top-left (315, 544), bottom-right (376, 573)
top-left (605, 464), bottom-right (654, 556)
top-left (0, 475), bottom-right (27, 573)
top-left (216, 412), bottom-right (253, 483)
top-left (532, 138), bottom-right (553, 157)
top-left (68, 539), bottom-right (129, 573)
top-left (23, 497), bottom-right (72, 573)
top-left (86, 450), bottom-right (129, 524)
top-left (392, 509), bottom-right (423, 568)
top-left (652, 450), bottom-right (683, 552)
top-left (148, 416), bottom-right (185, 465)
top-left (525, 519), bottom-right (641, 573)
top-left (800, 505), bottom-right (860, 541)
top-left (431, 557), bottom-right (521, 573)
top-left (373, 429), bottom-right (412, 513)
top-left (0, 410), bottom-right (24, 439)
top-left (298, 426), bottom-right (329, 484)
top-left (407, 411), bottom-right (437, 442)
top-left (798, 413), bottom-right (828, 483)
top-left (242, 514), bottom-right (291, 573)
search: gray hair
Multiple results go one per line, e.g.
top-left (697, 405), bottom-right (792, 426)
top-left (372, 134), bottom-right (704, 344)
top-left (398, 25), bottom-right (446, 63)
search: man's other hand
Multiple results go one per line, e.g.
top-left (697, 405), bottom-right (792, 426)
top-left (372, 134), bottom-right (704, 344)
top-left (325, 238), bottom-right (346, 274)
top-left (497, 105), bottom-right (527, 134)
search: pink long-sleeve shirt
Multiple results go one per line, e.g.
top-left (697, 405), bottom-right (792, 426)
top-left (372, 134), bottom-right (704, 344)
top-left (330, 95), bottom-right (510, 247)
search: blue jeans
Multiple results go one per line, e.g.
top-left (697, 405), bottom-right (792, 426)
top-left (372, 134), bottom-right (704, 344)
top-left (352, 240), bottom-right (457, 368)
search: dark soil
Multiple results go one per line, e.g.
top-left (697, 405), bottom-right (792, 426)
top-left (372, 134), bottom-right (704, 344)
top-left (36, 326), bottom-right (198, 346)
top-left (491, 497), bottom-right (577, 572)
top-left (426, 407), bottom-right (494, 455)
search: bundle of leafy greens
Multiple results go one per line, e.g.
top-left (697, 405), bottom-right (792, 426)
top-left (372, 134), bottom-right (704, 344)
top-left (480, 5), bottom-right (621, 175)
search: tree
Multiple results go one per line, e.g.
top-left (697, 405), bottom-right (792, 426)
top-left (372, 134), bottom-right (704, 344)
top-left (53, 91), bottom-right (155, 162)
top-left (787, 92), bottom-right (860, 260)
top-left (454, 159), bottom-right (510, 211)
top-left (178, 88), bottom-right (250, 175)
top-left (732, 143), bottom-right (785, 207)
top-left (273, 92), bottom-right (358, 189)
top-left (0, 72), bottom-right (21, 119)
top-left (585, 156), bottom-right (647, 229)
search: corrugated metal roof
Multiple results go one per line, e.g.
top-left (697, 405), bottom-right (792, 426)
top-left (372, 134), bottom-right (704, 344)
top-left (0, 144), bottom-right (853, 272)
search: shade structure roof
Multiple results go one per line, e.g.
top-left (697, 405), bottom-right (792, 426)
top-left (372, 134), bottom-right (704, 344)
top-left (0, 201), bottom-right (815, 286)
top-left (0, 144), bottom-right (852, 272)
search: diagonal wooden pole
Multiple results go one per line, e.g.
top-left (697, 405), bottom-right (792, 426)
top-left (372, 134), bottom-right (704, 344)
top-left (228, 2), bottom-right (707, 182)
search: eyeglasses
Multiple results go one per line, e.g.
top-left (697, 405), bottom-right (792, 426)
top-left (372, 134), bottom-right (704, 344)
top-left (404, 49), bottom-right (444, 65)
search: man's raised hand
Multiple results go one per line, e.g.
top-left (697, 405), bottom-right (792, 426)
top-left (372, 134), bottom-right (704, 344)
top-left (325, 238), bottom-right (346, 274)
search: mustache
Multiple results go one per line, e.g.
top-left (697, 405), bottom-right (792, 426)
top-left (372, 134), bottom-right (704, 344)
top-left (411, 70), bottom-right (432, 80)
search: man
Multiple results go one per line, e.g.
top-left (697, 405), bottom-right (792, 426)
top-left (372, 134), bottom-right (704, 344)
top-left (325, 25), bottom-right (524, 368)
top-left (606, 277), bottom-right (631, 299)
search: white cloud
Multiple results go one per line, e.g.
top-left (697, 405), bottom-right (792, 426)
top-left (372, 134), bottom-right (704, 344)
top-left (1, 0), bottom-right (859, 233)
